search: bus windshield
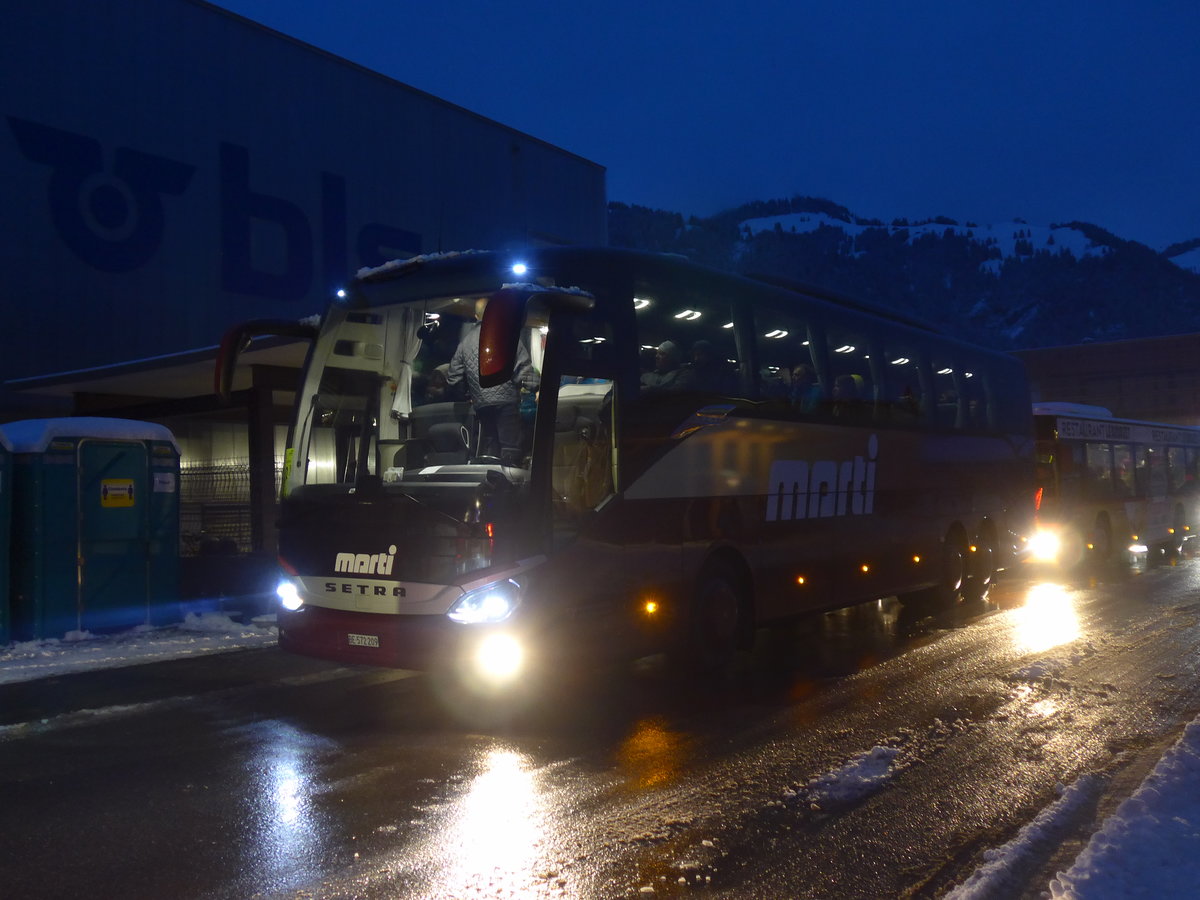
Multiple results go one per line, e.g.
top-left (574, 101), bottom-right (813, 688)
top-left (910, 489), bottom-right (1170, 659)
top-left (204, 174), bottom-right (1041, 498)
top-left (289, 291), bottom-right (555, 492)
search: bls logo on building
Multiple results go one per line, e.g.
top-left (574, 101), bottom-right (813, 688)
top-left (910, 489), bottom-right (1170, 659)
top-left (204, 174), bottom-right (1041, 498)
top-left (766, 434), bottom-right (879, 521)
top-left (6, 116), bottom-right (420, 300)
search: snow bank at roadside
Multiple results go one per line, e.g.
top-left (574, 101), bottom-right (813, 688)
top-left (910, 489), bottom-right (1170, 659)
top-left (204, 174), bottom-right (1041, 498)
top-left (0, 612), bottom-right (278, 685)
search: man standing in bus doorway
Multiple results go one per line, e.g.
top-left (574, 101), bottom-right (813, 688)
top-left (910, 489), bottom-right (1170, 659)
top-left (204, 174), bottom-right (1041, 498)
top-left (447, 297), bottom-right (539, 465)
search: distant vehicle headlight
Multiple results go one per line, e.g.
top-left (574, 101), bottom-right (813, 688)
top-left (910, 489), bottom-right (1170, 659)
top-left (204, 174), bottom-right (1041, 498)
top-left (1028, 529), bottom-right (1062, 563)
top-left (447, 580), bottom-right (521, 624)
top-left (276, 579), bottom-right (304, 611)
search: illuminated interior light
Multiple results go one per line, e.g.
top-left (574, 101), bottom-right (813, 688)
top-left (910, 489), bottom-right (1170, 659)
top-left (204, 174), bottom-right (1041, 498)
top-left (964, 372), bottom-right (975, 378)
top-left (795, 575), bottom-right (806, 585)
top-left (1129, 543), bottom-right (1149, 554)
top-left (674, 309), bottom-right (702, 320)
top-left (336, 288), bottom-right (346, 299)
top-left (969, 544), bottom-right (978, 553)
top-left (511, 262), bottom-right (528, 276)
top-left (642, 599), bottom-right (660, 616)
top-left (835, 345), bottom-right (855, 353)
top-left (860, 564), bottom-right (870, 573)
top-left (723, 321), bottom-right (734, 329)
top-left (633, 297), bottom-right (650, 310)
top-left (764, 329), bottom-right (788, 339)
top-left (912, 555), bottom-right (921, 564)
top-left (891, 357), bottom-right (910, 365)
top-left (937, 367), bottom-right (954, 375)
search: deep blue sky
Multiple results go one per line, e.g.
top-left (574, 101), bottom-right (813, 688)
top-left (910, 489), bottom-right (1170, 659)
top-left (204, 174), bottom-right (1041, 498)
top-left (211, 0), bottom-right (1200, 250)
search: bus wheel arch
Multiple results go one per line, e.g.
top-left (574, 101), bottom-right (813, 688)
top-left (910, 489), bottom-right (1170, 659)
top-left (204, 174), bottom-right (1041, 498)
top-left (1169, 503), bottom-right (1187, 554)
top-left (967, 519), bottom-right (998, 600)
top-left (900, 523), bottom-right (968, 617)
top-left (675, 551), bottom-right (754, 673)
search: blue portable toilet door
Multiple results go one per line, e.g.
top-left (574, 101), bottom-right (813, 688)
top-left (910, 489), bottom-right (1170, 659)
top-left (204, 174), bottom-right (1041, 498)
top-left (78, 440), bottom-right (150, 633)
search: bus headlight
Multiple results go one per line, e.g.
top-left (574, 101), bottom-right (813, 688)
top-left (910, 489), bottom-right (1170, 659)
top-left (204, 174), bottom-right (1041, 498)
top-left (276, 579), bottom-right (304, 611)
top-left (447, 580), bottom-right (521, 624)
top-left (1028, 529), bottom-right (1062, 563)
top-left (474, 632), bottom-right (525, 682)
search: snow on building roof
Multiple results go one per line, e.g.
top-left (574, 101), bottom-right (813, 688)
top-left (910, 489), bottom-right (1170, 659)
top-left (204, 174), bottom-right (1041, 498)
top-left (0, 417), bottom-right (178, 453)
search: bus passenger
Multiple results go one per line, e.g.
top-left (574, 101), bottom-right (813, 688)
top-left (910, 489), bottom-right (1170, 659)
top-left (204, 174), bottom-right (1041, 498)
top-left (413, 363), bottom-right (451, 405)
top-left (833, 373), bottom-right (866, 417)
top-left (790, 363), bottom-right (822, 412)
top-left (681, 339), bottom-right (735, 394)
top-left (641, 340), bottom-right (686, 393)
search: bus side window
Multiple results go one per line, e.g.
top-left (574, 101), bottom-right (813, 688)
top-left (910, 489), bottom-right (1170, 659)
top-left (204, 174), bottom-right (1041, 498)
top-left (1112, 443), bottom-right (1135, 497)
top-left (632, 290), bottom-right (739, 397)
top-left (1084, 442), bottom-right (1113, 499)
top-left (959, 369), bottom-right (989, 431)
top-left (880, 342), bottom-right (926, 425)
top-left (752, 306), bottom-right (822, 414)
top-left (932, 357), bottom-right (959, 429)
top-left (1168, 446), bottom-right (1187, 495)
top-left (825, 324), bottom-right (874, 421)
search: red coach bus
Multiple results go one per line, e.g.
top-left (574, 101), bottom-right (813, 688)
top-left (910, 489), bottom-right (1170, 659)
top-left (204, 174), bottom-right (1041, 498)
top-left (219, 248), bottom-right (1033, 693)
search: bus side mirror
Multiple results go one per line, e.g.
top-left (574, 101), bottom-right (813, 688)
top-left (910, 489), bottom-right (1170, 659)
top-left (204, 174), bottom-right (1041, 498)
top-left (215, 318), bottom-right (319, 402)
top-left (478, 290), bottom-right (523, 388)
top-left (478, 287), bottom-right (595, 389)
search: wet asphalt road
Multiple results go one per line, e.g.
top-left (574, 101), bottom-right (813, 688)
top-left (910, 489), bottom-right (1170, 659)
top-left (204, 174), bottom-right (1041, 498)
top-left (2, 552), bottom-right (1200, 899)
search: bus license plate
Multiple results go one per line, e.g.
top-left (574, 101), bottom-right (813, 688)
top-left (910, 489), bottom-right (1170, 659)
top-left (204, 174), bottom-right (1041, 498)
top-left (347, 633), bottom-right (380, 648)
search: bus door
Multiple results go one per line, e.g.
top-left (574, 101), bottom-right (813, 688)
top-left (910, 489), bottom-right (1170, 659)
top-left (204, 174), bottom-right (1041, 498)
top-left (1136, 444), bottom-right (1171, 541)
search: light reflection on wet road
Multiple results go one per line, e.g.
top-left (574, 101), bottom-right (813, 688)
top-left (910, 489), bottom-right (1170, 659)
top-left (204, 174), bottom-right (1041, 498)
top-left (2, 551), bottom-right (1199, 899)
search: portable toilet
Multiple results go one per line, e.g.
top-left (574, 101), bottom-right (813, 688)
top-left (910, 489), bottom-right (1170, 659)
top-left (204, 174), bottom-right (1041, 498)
top-left (0, 430), bottom-right (11, 645)
top-left (1, 417), bottom-right (181, 640)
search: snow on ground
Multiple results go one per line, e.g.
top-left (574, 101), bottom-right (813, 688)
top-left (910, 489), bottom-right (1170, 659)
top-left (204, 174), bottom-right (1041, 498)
top-left (0, 612), bottom-right (277, 685)
top-left (1, 618), bottom-right (1198, 894)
